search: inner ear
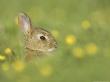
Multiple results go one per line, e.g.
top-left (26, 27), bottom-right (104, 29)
top-left (18, 13), bottom-right (32, 34)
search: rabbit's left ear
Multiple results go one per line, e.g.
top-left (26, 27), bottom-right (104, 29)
top-left (18, 12), bottom-right (32, 34)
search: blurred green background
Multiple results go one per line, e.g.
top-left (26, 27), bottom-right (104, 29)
top-left (0, 0), bottom-right (110, 82)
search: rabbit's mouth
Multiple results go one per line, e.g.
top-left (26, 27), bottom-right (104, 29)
top-left (33, 48), bottom-right (55, 52)
top-left (47, 48), bottom-right (55, 52)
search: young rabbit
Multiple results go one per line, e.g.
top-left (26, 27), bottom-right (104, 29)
top-left (18, 12), bottom-right (57, 60)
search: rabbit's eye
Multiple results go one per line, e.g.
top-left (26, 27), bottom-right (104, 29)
top-left (40, 36), bottom-right (46, 40)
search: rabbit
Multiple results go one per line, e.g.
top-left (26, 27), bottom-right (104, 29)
top-left (17, 12), bottom-right (57, 60)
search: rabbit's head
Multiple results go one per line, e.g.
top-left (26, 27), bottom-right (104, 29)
top-left (18, 13), bottom-right (57, 53)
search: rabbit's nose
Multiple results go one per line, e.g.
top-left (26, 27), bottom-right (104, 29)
top-left (53, 43), bottom-right (57, 48)
top-left (54, 44), bottom-right (57, 48)
top-left (54, 42), bottom-right (57, 48)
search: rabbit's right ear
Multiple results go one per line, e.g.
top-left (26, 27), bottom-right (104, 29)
top-left (18, 13), bottom-right (32, 34)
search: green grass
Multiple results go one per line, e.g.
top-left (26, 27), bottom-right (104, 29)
top-left (0, 0), bottom-right (110, 82)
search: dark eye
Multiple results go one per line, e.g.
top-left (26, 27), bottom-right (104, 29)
top-left (40, 36), bottom-right (46, 40)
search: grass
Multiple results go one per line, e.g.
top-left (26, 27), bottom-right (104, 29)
top-left (0, 0), bottom-right (110, 82)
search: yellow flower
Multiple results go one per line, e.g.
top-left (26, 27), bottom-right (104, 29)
top-left (12, 60), bottom-right (25, 72)
top-left (39, 65), bottom-right (53, 77)
top-left (51, 30), bottom-right (59, 38)
top-left (4, 48), bottom-right (12, 55)
top-left (1, 63), bottom-right (10, 71)
top-left (72, 47), bottom-right (85, 59)
top-left (65, 35), bottom-right (76, 45)
top-left (0, 55), bottom-right (6, 61)
top-left (81, 20), bottom-right (91, 30)
top-left (85, 43), bottom-right (98, 55)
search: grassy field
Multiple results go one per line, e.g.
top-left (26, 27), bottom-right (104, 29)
top-left (0, 0), bottom-right (110, 82)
